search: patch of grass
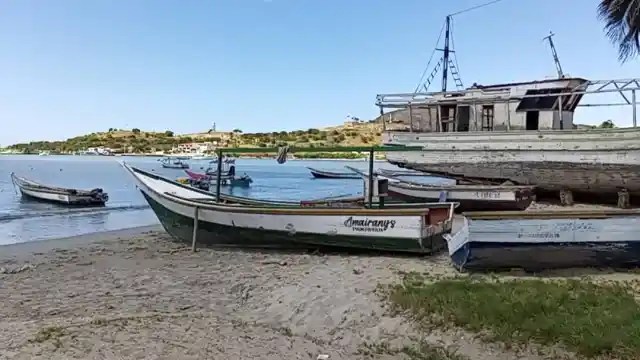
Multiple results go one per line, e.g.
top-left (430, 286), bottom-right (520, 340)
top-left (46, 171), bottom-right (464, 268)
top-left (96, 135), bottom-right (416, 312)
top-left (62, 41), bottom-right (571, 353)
top-left (31, 326), bottom-right (66, 349)
top-left (388, 275), bottom-right (640, 359)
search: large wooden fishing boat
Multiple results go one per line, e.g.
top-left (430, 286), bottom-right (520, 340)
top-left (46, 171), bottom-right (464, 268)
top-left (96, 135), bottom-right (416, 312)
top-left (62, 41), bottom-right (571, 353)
top-left (445, 209), bottom-right (640, 272)
top-left (124, 164), bottom-right (456, 253)
top-left (11, 173), bottom-right (109, 206)
top-left (378, 78), bottom-right (640, 200)
top-left (374, 12), bottom-right (640, 201)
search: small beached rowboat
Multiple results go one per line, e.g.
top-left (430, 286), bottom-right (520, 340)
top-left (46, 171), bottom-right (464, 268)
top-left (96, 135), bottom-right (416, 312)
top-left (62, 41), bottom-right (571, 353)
top-left (445, 209), bottom-right (640, 272)
top-left (348, 166), bottom-right (534, 212)
top-left (308, 167), bottom-right (361, 179)
top-left (125, 164), bottom-right (455, 254)
top-left (11, 173), bottom-right (109, 206)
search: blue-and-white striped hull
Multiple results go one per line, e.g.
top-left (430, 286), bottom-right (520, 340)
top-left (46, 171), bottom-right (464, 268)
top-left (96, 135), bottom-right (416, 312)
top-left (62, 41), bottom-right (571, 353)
top-left (445, 212), bottom-right (640, 272)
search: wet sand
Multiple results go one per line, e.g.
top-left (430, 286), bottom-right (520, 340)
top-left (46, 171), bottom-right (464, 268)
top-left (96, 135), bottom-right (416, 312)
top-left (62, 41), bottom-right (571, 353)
top-left (0, 213), bottom-right (635, 360)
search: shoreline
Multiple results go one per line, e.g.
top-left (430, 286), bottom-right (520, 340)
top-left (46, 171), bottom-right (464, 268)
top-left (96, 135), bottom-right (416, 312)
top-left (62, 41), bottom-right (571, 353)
top-left (0, 223), bottom-right (542, 360)
top-left (0, 225), bottom-right (162, 262)
top-left (2, 216), bottom-right (639, 359)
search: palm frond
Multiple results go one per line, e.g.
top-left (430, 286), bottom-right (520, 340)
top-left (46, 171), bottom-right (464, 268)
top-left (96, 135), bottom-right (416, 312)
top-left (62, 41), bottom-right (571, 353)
top-left (598, 0), bottom-right (640, 62)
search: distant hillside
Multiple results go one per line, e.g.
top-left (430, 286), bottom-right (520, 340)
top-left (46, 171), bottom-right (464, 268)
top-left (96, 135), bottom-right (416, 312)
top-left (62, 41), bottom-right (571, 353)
top-left (8, 121), bottom-right (383, 154)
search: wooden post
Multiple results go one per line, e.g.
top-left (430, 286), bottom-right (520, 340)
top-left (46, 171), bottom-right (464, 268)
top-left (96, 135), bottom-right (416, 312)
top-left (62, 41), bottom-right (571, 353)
top-left (558, 95), bottom-right (564, 130)
top-left (618, 189), bottom-right (630, 209)
top-left (368, 147), bottom-right (375, 208)
top-left (472, 100), bottom-right (478, 131)
top-left (408, 103), bottom-right (414, 132)
top-left (506, 100), bottom-right (511, 131)
top-left (633, 90), bottom-right (637, 127)
top-left (215, 148), bottom-right (223, 202)
top-left (191, 206), bottom-right (199, 252)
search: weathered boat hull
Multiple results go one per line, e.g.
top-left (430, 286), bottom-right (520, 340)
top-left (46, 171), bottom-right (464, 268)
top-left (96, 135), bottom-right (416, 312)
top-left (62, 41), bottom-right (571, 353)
top-left (162, 163), bottom-right (190, 169)
top-left (384, 180), bottom-right (534, 212)
top-left (12, 173), bottom-right (108, 206)
top-left (383, 128), bottom-right (640, 197)
top-left (142, 192), bottom-right (448, 253)
top-left (126, 164), bottom-right (455, 254)
top-left (308, 167), bottom-right (360, 179)
top-left (446, 210), bottom-right (640, 272)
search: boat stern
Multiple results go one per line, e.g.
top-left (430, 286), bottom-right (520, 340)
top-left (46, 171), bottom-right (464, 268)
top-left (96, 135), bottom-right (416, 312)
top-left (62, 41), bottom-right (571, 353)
top-left (418, 202), bottom-right (457, 253)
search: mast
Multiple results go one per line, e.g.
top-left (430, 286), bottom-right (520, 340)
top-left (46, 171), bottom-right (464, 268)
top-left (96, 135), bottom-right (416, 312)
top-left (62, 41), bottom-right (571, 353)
top-left (441, 16), bottom-right (451, 92)
top-left (543, 31), bottom-right (564, 79)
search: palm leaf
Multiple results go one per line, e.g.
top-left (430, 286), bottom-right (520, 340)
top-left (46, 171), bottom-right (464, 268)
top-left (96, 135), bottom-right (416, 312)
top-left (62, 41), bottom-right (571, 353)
top-left (598, 0), bottom-right (640, 61)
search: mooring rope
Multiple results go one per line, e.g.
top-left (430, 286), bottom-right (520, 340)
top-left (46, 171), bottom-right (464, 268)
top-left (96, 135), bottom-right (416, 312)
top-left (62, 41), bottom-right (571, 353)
top-left (276, 145), bottom-right (289, 164)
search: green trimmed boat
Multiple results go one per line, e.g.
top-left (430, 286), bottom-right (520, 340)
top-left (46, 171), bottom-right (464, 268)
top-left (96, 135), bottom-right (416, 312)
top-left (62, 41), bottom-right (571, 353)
top-left (124, 164), bottom-right (456, 253)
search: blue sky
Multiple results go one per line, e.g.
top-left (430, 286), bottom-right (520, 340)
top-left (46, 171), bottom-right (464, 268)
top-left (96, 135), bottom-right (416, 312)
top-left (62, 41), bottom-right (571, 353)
top-left (1, 0), bottom-right (639, 145)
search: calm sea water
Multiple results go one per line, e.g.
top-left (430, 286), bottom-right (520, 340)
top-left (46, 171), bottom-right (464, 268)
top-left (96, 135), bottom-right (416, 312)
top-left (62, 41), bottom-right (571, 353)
top-left (0, 155), bottom-right (414, 245)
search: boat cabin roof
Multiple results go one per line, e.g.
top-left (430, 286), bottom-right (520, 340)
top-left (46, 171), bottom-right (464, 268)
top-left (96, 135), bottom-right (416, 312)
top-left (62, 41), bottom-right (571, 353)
top-left (376, 77), bottom-right (589, 112)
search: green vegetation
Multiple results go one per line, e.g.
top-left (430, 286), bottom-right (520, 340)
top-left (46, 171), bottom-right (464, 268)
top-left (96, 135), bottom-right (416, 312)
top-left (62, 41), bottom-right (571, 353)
top-left (7, 121), bottom-right (383, 155)
top-left (388, 274), bottom-right (640, 359)
top-left (598, 0), bottom-right (640, 62)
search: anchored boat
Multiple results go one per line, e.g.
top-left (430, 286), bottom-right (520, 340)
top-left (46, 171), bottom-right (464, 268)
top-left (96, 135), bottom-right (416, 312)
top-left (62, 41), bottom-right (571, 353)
top-left (124, 164), bottom-right (455, 254)
top-left (445, 209), bottom-right (640, 272)
top-left (161, 157), bottom-right (190, 169)
top-left (11, 173), bottom-right (109, 206)
top-left (307, 167), bottom-right (361, 179)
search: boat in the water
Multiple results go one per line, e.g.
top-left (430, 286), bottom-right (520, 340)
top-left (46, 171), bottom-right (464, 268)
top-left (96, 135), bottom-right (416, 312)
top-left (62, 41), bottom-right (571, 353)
top-left (124, 164), bottom-right (456, 253)
top-left (445, 209), bottom-right (640, 272)
top-left (10, 173), bottom-right (109, 206)
top-left (348, 166), bottom-right (534, 212)
top-left (308, 167), bottom-right (360, 179)
top-left (210, 156), bottom-right (236, 165)
top-left (161, 157), bottom-right (190, 169)
top-left (185, 165), bottom-right (253, 188)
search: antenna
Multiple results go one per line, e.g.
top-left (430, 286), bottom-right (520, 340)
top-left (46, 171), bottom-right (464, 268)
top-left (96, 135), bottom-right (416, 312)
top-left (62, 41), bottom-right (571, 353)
top-left (416, 0), bottom-right (507, 93)
top-left (543, 31), bottom-right (565, 79)
top-left (441, 16), bottom-right (451, 92)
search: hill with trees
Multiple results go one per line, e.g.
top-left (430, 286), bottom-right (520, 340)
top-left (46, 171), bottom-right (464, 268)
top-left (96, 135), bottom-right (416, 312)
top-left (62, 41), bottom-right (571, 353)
top-left (6, 120), bottom-right (383, 155)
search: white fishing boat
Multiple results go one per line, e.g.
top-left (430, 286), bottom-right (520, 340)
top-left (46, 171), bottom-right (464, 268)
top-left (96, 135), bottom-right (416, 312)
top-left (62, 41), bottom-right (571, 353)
top-left (124, 163), bottom-right (456, 254)
top-left (160, 156), bottom-right (190, 169)
top-left (444, 209), bottom-right (640, 272)
top-left (11, 173), bottom-right (109, 206)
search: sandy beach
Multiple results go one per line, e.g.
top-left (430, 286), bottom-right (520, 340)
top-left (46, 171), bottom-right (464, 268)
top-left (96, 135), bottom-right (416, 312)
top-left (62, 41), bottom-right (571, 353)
top-left (1, 211), bottom-right (638, 360)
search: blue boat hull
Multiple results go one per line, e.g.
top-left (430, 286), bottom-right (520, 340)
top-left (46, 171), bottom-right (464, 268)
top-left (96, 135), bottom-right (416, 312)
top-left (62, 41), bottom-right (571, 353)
top-left (452, 241), bottom-right (640, 272)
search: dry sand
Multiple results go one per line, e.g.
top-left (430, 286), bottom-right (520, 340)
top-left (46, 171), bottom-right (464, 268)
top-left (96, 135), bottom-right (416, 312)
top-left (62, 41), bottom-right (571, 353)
top-left (0, 221), bottom-right (631, 360)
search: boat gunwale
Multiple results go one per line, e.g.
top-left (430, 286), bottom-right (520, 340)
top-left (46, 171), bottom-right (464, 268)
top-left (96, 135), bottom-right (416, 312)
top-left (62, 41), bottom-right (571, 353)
top-left (128, 165), bottom-right (455, 216)
top-left (462, 209), bottom-right (640, 220)
top-left (385, 177), bottom-right (536, 192)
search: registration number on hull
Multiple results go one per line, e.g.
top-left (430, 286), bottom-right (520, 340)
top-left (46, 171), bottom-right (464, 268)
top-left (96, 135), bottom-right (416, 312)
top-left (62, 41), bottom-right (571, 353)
top-left (474, 191), bottom-right (500, 199)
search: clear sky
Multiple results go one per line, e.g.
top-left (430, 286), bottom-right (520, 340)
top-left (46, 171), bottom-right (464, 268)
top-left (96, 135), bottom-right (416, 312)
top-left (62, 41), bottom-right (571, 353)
top-left (1, 0), bottom-right (639, 145)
